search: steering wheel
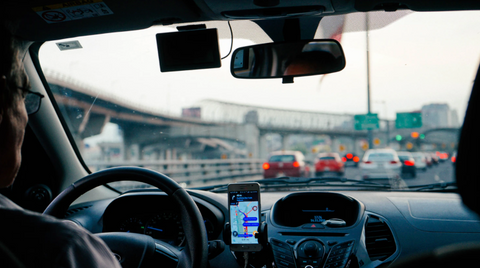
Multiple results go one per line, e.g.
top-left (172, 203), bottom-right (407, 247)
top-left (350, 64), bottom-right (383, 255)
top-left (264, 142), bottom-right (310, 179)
top-left (43, 167), bottom-right (208, 268)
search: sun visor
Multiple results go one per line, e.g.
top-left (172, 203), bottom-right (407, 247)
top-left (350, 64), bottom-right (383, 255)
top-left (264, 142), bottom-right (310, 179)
top-left (156, 28), bottom-right (221, 72)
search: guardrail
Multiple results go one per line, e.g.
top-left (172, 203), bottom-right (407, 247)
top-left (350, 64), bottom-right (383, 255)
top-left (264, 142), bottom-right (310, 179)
top-left (86, 159), bottom-right (265, 186)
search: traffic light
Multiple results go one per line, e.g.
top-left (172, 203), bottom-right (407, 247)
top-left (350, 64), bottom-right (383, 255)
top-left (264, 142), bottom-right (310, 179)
top-left (406, 142), bottom-right (414, 150)
top-left (420, 134), bottom-right (425, 139)
top-left (395, 135), bottom-right (402, 141)
top-left (411, 132), bottom-right (419, 139)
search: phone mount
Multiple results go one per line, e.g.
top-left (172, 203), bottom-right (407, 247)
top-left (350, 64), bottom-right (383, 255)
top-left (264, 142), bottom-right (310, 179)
top-left (223, 221), bottom-right (268, 250)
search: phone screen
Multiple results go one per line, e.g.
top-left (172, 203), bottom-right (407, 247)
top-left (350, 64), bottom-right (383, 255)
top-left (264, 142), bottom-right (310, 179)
top-left (229, 190), bottom-right (260, 245)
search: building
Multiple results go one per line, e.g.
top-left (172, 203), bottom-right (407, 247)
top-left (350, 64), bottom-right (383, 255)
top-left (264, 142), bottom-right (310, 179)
top-left (421, 103), bottom-right (459, 128)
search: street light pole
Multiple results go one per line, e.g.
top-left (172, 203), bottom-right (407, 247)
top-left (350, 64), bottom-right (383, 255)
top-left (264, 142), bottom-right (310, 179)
top-left (366, 13), bottom-right (373, 149)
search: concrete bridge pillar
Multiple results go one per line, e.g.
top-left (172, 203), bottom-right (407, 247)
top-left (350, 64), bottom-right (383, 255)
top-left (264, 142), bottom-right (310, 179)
top-left (166, 148), bottom-right (177, 160)
top-left (127, 144), bottom-right (141, 161)
top-left (281, 134), bottom-right (290, 151)
top-left (244, 124), bottom-right (260, 158)
top-left (330, 136), bottom-right (337, 152)
top-left (259, 134), bottom-right (268, 160)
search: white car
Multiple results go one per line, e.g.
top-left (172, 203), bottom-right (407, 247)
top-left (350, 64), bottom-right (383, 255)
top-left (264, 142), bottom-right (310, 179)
top-left (359, 149), bottom-right (402, 180)
top-left (411, 152), bottom-right (428, 171)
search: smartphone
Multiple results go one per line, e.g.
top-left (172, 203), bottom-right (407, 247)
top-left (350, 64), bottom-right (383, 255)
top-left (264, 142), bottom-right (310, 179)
top-left (228, 183), bottom-right (262, 251)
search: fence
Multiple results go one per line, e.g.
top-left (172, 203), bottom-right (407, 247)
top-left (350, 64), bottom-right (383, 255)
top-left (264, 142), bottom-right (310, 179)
top-left (86, 159), bottom-right (265, 187)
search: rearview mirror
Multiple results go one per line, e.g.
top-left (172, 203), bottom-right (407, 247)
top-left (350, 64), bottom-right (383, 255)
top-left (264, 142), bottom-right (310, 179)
top-left (231, 40), bottom-right (345, 80)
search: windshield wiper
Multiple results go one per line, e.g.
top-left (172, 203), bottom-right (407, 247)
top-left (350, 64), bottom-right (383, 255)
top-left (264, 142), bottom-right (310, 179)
top-left (197, 176), bottom-right (392, 192)
top-left (407, 181), bottom-right (457, 191)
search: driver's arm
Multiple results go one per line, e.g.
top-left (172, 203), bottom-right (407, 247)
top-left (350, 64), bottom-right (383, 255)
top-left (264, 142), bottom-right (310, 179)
top-left (51, 221), bottom-right (122, 268)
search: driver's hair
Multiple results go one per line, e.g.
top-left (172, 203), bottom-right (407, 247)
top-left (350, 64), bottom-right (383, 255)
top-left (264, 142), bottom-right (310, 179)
top-left (0, 22), bottom-right (26, 109)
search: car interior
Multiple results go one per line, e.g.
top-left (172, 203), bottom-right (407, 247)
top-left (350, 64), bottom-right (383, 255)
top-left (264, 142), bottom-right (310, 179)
top-left (2, 0), bottom-right (480, 268)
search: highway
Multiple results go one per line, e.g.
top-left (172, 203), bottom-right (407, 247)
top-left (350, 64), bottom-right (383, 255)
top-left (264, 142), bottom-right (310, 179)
top-left (344, 160), bottom-right (455, 187)
top-left (185, 160), bottom-right (455, 189)
top-left (112, 160), bottom-right (455, 191)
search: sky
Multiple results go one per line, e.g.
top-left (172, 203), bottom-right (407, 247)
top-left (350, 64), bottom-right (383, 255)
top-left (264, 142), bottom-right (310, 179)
top-left (38, 10), bottom-right (480, 123)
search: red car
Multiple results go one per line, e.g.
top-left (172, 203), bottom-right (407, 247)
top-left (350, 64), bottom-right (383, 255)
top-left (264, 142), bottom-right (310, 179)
top-left (315, 153), bottom-right (345, 176)
top-left (263, 151), bottom-right (308, 178)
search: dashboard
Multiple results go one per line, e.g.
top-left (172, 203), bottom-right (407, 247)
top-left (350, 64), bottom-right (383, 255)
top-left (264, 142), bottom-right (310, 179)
top-left (102, 194), bottom-right (222, 246)
top-left (66, 190), bottom-right (480, 268)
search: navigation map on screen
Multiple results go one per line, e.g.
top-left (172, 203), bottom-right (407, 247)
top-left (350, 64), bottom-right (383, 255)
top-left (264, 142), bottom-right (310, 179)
top-left (229, 191), bottom-right (259, 244)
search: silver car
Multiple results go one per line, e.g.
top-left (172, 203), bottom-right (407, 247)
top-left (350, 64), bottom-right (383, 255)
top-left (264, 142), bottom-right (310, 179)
top-left (359, 149), bottom-right (402, 179)
top-left (411, 152), bottom-right (428, 171)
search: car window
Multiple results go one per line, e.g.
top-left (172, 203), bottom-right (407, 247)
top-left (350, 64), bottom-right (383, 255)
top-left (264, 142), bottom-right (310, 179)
top-left (367, 153), bottom-right (395, 161)
top-left (269, 155), bottom-right (296, 162)
top-left (319, 156), bottom-right (336, 160)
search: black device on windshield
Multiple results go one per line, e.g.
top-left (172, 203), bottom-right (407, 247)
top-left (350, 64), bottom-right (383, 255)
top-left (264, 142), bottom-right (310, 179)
top-left (156, 28), bottom-right (221, 72)
top-left (228, 183), bottom-right (263, 252)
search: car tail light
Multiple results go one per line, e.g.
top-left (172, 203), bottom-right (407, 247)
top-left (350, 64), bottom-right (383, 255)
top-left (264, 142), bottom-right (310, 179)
top-left (364, 161), bottom-right (372, 164)
top-left (293, 161), bottom-right (300, 168)
top-left (390, 161), bottom-right (398, 164)
top-left (262, 163), bottom-right (270, 170)
top-left (342, 157), bottom-right (347, 162)
top-left (346, 153), bottom-right (353, 159)
top-left (404, 160), bottom-right (415, 166)
top-left (451, 156), bottom-right (456, 163)
top-left (353, 156), bottom-right (360, 162)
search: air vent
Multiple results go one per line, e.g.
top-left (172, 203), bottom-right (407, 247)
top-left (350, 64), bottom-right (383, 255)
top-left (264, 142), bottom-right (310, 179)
top-left (365, 215), bottom-right (396, 261)
top-left (65, 205), bottom-right (92, 218)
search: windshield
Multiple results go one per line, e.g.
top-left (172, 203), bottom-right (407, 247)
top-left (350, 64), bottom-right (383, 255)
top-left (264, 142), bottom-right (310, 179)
top-left (38, 11), bottom-right (480, 191)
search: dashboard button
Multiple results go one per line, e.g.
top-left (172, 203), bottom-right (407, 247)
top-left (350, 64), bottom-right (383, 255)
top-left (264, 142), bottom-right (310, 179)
top-left (286, 240), bottom-right (296, 245)
top-left (273, 246), bottom-right (291, 255)
top-left (326, 254), bottom-right (347, 264)
top-left (274, 252), bottom-right (294, 262)
top-left (299, 258), bottom-right (308, 264)
top-left (271, 239), bottom-right (292, 249)
top-left (302, 223), bottom-right (325, 229)
top-left (334, 241), bottom-right (354, 250)
top-left (331, 248), bottom-right (347, 256)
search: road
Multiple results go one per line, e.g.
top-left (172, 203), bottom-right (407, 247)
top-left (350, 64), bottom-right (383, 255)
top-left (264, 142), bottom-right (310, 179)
top-left (343, 161), bottom-right (455, 187)
top-left (186, 161), bottom-right (455, 188)
top-left (114, 161), bottom-right (455, 191)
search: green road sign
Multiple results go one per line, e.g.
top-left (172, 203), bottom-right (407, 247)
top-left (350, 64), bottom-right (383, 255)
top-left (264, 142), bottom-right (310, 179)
top-left (396, 112), bottom-right (422, 129)
top-left (354, 113), bottom-right (379, 130)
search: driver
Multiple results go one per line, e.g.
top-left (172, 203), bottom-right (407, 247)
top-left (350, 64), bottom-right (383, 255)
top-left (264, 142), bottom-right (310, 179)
top-left (0, 23), bottom-right (121, 267)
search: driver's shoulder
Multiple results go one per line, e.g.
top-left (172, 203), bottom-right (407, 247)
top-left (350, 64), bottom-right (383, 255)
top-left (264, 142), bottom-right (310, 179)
top-left (0, 195), bottom-right (120, 267)
top-left (0, 194), bottom-right (89, 243)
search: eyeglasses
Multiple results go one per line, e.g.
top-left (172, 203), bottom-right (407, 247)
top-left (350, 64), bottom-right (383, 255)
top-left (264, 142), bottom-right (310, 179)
top-left (24, 89), bottom-right (44, 115)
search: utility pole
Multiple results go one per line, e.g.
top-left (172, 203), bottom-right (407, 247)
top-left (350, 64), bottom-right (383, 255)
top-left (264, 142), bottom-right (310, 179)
top-left (366, 13), bottom-right (373, 149)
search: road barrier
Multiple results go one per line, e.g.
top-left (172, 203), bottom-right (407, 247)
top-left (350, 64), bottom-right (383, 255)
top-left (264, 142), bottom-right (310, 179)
top-left (86, 159), bottom-right (264, 187)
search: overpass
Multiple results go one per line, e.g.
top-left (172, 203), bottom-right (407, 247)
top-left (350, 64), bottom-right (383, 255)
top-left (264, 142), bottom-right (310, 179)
top-left (45, 70), bottom-right (457, 165)
top-left (45, 71), bottom-right (376, 160)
